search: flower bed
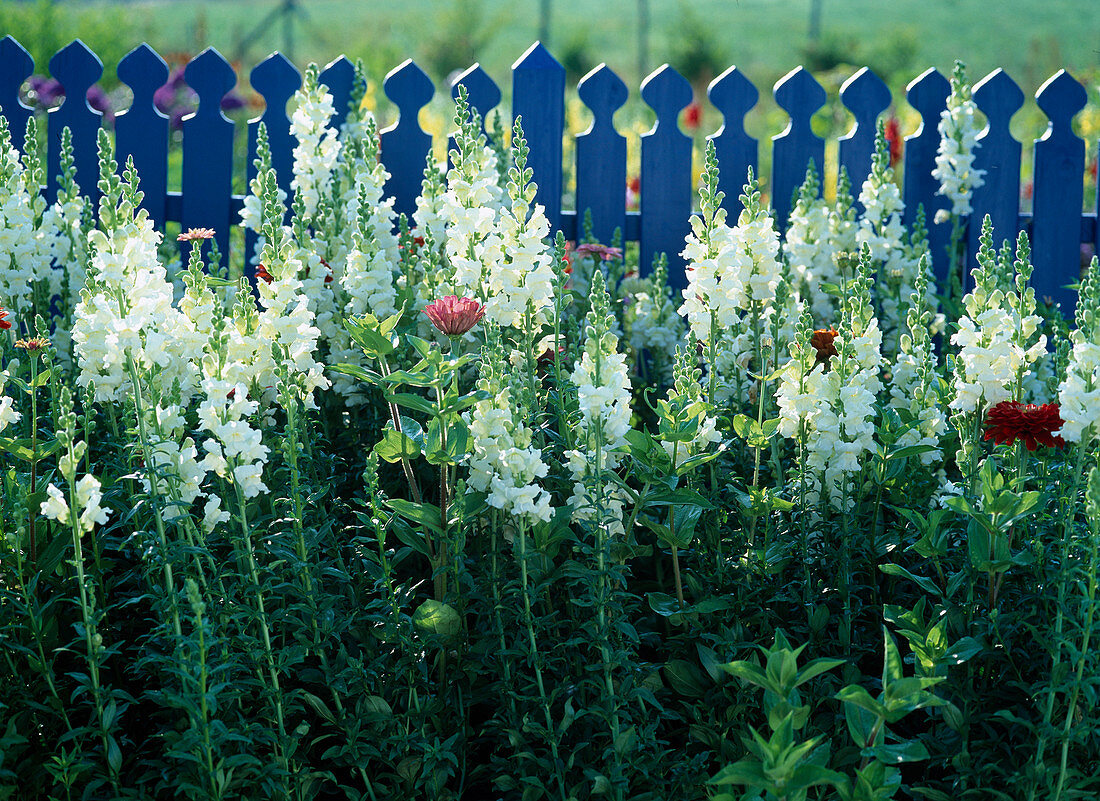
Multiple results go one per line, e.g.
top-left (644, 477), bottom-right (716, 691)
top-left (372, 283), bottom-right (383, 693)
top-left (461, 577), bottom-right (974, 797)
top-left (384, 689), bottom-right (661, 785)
top-left (1, 60), bottom-right (1099, 801)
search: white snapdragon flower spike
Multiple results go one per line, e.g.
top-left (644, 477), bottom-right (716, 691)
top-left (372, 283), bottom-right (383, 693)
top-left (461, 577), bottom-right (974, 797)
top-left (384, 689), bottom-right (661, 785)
top-left (621, 258), bottom-right (685, 383)
top-left (290, 67), bottom-right (341, 223)
top-left (483, 121), bottom-right (557, 330)
top-left (40, 476), bottom-right (108, 535)
top-left (0, 116), bottom-right (64, 324)
top-left (72, 143), bottom-right (202, 405)
top-left (467, 339), bottom-right (553, 524)
top-left (660, 344), bottom-right (721, 468)
top-left (932, 61), bottom-right (985, 224)
top-left (568, 271), bottom-right (632, 536)
top-left (779, 248), bottom-right (883, 509)
top-left (681, 149), bottom-right (782, 403)
top-left (0, 371), bottom-right (20, 433)
top-left (889, 255), bottom-right (947, 465)
top-left (857, 123), bottom-right (923, 351)
top-left (784, 162), bottom-right (841, 323)
top-left (440, 87), bottom-right (505, 300)
top-left (1058, 256), bottom-right (1100, 442)
top-left (950, 220), bottom-right (1045, 417)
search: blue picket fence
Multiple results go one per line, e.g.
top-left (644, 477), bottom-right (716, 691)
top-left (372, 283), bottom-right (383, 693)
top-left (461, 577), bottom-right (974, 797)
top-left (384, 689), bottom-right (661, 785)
top-left (0, 35), bottom-right (1097, 309)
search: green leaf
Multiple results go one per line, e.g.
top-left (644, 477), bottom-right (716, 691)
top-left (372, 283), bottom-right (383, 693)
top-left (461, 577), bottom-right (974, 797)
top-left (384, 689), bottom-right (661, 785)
top-left (707, 759), bottom-right (768, 787)
top-left (0, 437), bottom-right (62, 462)
top-left (866, 740), bottom-right (929, 764)
top-left (836, 684), bottom-right (889, 719)
top-left (374, 427), bottom-right (422, 464)
top-left (880, 563), bottom-right (942, 597)
top-left (386, 392), bottom-right (436, 415)
top-left (31, 368), bottom-right (52, 387)
top-left (327, 363), bottom-right (379, 384)
top-left (385, 499), bottom-right (442, 534)
top-left (412, 600), bottom-right (461, 640)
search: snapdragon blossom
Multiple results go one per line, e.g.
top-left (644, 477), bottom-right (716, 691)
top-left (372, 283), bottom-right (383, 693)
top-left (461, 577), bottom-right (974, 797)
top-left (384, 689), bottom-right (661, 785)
top-left (568, 271), bottom-right (632, 535)
top-left (950, 220), bottom-right (1045, 416)
top-left (932, 61), bottom-right (985, 224)
top-left (467, 332), bottom-right (553, 523)
top-left (784, 162), bottom-right (840, 323)
top-left (680, 146), bottom-right (782, 402)
top-left (1058, 256), bottom-right (1100, 442)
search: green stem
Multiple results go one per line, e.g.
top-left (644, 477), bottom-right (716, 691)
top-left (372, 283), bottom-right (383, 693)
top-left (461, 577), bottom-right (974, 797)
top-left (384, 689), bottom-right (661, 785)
top-left (517, 522), bottom-right (569, 801)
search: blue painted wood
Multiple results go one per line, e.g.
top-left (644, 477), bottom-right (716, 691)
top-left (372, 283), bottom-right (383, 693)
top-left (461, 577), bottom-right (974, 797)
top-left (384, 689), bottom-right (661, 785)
top-left (966, 68), bottom-right (1023, 277)
top-left (47, 40), bottom-right (103, 205)
top-left (380, 59), bottom-right (434, 223)
top-left (117, 44), bottom-right (169, 227)
top-left (707, 65), bottom-right (758, 220)
top-left (0, 36), bottom-right (34, 154)
top-left (182, 48), bottom-right (236, 267)
top-left (772, 66), bottom-right (825, 226)
top-left (639, 64), bottom-right (692, 286)
top-left (512, 42), bottom-right (565, 231)
top-left (1032, 69), bottom-right (1087, 313)
top-left (838, 67), bottom-right (890, 208)
top-left (902, 68), bottom-right (950, 282)
top-left (319, 55), bottom-right (354, 130)
top-left (451, 63), bottom-right (501, 132)
top-left (576, 63), bottom-right (627, 245)
top-left (245, 52), bottom-right (300, 266)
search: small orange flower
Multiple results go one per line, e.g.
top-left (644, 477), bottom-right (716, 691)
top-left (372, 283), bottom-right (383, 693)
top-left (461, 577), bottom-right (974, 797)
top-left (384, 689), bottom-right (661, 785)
top-left (810, 328), bottom-right (839, 367)
top-left (177, 227), bottom-right (216, 242)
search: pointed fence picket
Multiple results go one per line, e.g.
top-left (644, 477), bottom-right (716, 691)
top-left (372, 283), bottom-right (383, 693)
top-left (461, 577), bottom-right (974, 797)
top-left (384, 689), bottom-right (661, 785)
top-left (707, 65), bottom-right (758, 221)
top-left (0, 34), bottom-right (1096, 308)
top-left (576, 64), bottom-right (628, 246)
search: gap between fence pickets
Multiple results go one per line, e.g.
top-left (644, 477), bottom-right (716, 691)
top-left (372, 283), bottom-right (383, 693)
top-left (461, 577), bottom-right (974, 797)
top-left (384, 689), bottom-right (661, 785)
top-left (1, 36), bottom-right (1096, 301)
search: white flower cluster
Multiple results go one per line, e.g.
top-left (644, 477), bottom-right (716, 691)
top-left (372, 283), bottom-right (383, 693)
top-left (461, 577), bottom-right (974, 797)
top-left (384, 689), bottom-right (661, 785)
top-left (0, 370), bottom-right (21, 433)
top-left (482, 123), bottom-right (556, 330)
top-left (784, 163), bottom-right (841, 323)
top-left (0, 117), bottom-right (63, 324)
top-left (680, 161), bottom-right (783, 402)
top-left (950, 223), bottom-right (1044, 415)
top-left (889, 256), bottom-right (947, 465)
top-left (1058, 256), bottom-right (1100, 442)
top-left (40, 475), bottom-right (108, 534)
top-left (857, 124), bottom-right (922, 349)
top-left (621, 267), bottom-right (685, 383)
top-left (440, 90), bottom-right (504, 300)
top-left (72, 173), bottom-right (200, 405)
top-left (568, 272), bottom-right (632, 535)
top-left (778, 249), bottom-right (883, 509)
top-left (661, 345), bottom-right (721, 468)
top-left (932, 61), bottom-right (985, 224)
top-left (467, 344), bottom-right (553, 523)
top-left (290, 69), bottom-right (341, 223)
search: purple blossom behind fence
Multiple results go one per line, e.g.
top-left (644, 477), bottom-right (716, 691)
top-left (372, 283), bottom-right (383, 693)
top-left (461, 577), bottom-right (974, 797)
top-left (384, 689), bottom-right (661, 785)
top-left (0, 35), bottom-right (1096, 309)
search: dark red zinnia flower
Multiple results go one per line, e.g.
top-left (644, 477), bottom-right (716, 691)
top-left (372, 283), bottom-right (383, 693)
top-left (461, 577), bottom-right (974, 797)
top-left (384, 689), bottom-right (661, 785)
top-left (983, 401), bottom-right (1066, 451)
top-left (255, 264), bottom-right (274, 284)
top-left (0, 305), bottom-right (11, 331)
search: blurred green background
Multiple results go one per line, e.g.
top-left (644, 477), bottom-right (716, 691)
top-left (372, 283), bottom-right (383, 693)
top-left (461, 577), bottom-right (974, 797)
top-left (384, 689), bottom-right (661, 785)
top-left (1, 0), bottom-right (1097, 208)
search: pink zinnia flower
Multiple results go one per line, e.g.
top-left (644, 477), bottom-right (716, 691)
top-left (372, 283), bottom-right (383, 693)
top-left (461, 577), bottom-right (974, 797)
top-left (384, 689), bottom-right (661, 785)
top-left (424, 296), bottom-right (485, 336)
top-left (177, 227), bottom-right (216, 242)
top-left (574, 243), bottom-right (623, 262)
